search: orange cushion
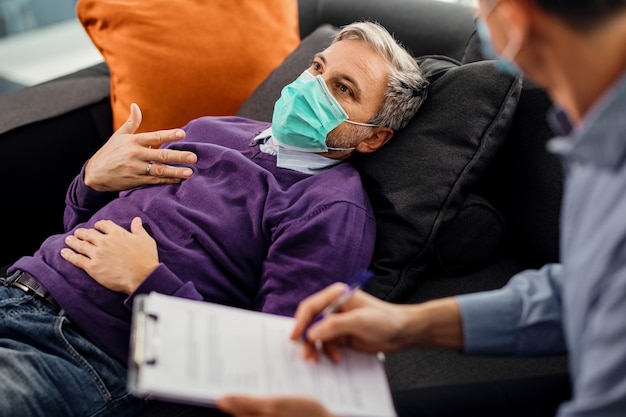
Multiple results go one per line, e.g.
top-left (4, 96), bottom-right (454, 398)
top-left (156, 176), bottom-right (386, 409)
top-left (77, 0), bottom-right (300, 132)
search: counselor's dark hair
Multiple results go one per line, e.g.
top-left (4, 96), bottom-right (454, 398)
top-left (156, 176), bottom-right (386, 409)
top-left (533, 0), bottom-right (626, 30)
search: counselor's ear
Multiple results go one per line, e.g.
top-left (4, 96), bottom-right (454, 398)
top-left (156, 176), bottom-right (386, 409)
top-left (355, 127), bottom-right (394, 153)
top-left (492, 0), bottom-right (533, 55)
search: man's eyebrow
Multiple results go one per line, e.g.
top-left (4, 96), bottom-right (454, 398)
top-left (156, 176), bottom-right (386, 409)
top-left (313, 52), bottom-right (326, 64)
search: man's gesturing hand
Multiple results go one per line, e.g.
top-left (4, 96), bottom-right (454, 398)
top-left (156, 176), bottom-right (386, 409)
top-left (84, 103), bottom-right (197, 192)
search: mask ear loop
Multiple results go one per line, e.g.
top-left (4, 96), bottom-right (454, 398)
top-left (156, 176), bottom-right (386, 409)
top-left (344, 119), bottom-right (378, 127)
top-left (325, 145), bottom-right (356, 151)
top-left (326, 120), bottom-right (378, 151)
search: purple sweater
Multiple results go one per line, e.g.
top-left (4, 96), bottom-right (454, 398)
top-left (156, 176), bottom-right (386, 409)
top-left (10, 116), bottom-right (376, 364)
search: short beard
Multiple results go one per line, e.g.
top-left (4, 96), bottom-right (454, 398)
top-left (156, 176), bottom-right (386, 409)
top-left (326, 124), bottom-right (372, 149)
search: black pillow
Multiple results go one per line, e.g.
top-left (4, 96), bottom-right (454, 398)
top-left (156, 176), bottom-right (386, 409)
top-left (237, 25), bottom-right (522, 301)
top-left (461, 27), bottom-right (484, 64)
top-left (353, 55), bottom-right (522, 300)
top-left (434, 193), bottom-right (507, 276)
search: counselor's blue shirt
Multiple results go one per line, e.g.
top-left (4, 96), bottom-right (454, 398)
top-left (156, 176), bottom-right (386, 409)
top-left (457, 70), bottom-right (626, 416)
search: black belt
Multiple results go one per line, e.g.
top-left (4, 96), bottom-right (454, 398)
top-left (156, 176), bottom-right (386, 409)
top-left (5, 270), bottom-right (60, 309)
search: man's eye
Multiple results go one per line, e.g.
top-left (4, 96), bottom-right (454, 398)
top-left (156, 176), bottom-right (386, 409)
top-left (311, 62), bottom-right (322, 71)
top-left (339, 84), bottom-right (352, 95)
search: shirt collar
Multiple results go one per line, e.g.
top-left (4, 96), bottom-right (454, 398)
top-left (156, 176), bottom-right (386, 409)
top-left (253, 127), bottom-right (343, 175)
top-left (547, 70), bottom-right (626, 171)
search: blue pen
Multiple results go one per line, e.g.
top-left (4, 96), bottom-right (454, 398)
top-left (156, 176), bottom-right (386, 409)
top-left (303, 269), bottom-right (374, 341)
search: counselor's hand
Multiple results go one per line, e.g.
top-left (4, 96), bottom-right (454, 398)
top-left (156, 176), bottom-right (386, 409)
top-left (290, 283), bottom-right (417, 363)
top-left (84, 103), bottom-right (198, 192)
top-left (290, 282), bottom-right (463, 363)
top-left (60, 217), bottom-right (159, 294)
top-left (217, 395), bottom-right (336, 417)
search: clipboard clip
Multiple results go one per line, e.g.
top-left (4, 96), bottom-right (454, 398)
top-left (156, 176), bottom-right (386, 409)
top-left (132, 310), bottom-right (159, 366)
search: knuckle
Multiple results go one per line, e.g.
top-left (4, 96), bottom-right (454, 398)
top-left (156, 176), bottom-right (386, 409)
top-left (128, 147), bottom-right (143, 159)
top-left (154, 148), bottom-right (167, 162)
top-left (151, 164), bottom-right (163, 177)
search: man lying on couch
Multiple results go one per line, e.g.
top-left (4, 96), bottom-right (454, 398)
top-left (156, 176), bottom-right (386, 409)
top-left (0, 21), bottom-right (428, 417)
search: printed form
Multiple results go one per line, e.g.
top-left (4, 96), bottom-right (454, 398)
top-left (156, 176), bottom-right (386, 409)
top-left (129, 292), bottom-right (396, 417)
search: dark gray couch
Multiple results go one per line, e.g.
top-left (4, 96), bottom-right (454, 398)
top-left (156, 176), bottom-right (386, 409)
top-left (0, 0), bottom-right (568, 410)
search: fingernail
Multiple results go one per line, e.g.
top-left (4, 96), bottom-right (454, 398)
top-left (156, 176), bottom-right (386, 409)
top-left (315, 339), bottom-right (323, 351)
top-left (175, 130), bottom-right (184, 138)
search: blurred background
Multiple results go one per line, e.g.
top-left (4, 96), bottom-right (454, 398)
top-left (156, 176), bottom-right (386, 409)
top-left (0, 0), bottom-right (76, 37)
top-left (0, 0), bottom-right (476, 95)
top-left (0, 0), bottom-right (102, 94)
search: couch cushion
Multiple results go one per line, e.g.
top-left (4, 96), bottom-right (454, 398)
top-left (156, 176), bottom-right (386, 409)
top-left (484, 79), bottom-right (562, 266)
top-left (77, 0), bottom-right (300, 132)
top-left (237, 26), bottom-right (522, 301)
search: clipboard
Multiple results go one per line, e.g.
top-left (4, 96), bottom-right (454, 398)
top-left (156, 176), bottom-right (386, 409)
top-left (128, 292), bottom-right (397, 417)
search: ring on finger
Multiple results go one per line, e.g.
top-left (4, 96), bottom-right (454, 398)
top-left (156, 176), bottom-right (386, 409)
top-left (146, 162), bottom-right (152, 175)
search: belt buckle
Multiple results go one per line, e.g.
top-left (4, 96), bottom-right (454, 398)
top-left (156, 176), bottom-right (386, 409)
top-left (9, 271), bottom-right (60, 309)
top-left (12, 278), bottom-right (31, 294)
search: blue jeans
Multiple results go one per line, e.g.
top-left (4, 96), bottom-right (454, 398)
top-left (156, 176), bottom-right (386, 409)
top-left (0, 277), bottom-right (146, 417)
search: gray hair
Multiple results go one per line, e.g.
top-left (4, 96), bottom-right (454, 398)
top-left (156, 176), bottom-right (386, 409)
top-left (333, 21), bottom-right (429, 131)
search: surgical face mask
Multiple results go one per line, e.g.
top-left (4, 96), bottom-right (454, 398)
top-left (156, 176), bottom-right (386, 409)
top-left (475, 13), bottom-right (521, 77)
top-left (271, 71), bottom-right (378, 152)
